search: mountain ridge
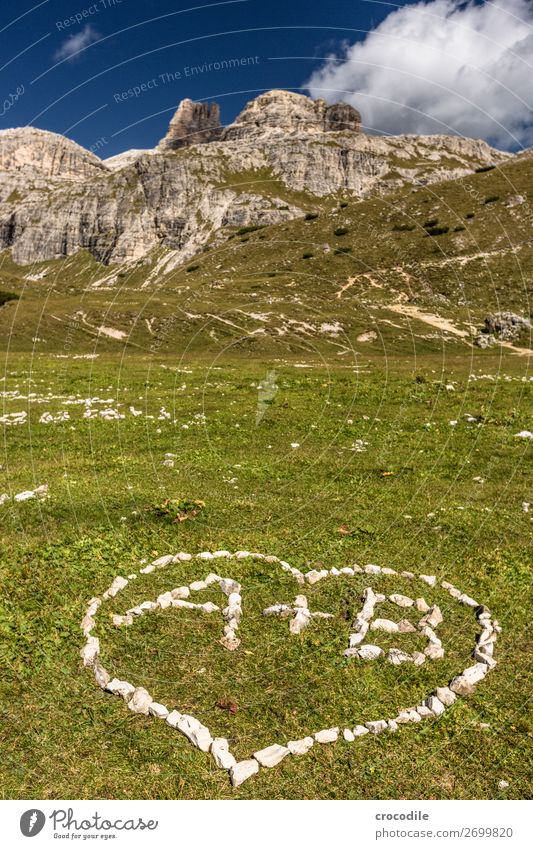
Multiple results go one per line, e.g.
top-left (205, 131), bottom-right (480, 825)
top-left (0, 90), bottom-right (511, 268)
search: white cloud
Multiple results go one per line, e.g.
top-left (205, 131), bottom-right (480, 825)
top-left (306, 0), bottom-right (533, 149)
top-left (54, 24), bottom-right (100, 62)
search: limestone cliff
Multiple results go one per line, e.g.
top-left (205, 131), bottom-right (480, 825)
top-left (157, 98), bottom-right (222, 150)
top-left (0, 90), bottom-right (510, 267)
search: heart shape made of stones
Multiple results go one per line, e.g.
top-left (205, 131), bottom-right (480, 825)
top-left (81, 551), bottom-right (499, 787)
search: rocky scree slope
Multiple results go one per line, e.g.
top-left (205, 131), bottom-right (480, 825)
top-left (0, 90), bottom-right (509, 267)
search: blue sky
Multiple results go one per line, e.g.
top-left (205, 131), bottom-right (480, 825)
top-left (1, 1), bottom-right (532, 155)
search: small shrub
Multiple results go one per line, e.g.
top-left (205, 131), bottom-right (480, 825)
top-left (0, 291), bottom-right (18, 307)
top-left (186, 264), bottom-right (200, 272)
top-left (334, 226), bottom-right (349, 236)
top-left (425, 225), bottom-right (449, 236)
top-left (236, 224), bottom-right (265, 235)
top-left (484, 195), bottom-right (500, 204)
top-left (302, 251), bottom-right (314, 259)
top-left (423, 218), bottom-right (439, 228)
top-left (475, 165), bottom-right (495, 173)
top-left (466, 212), bottom-right (475, 219)
top-left (392, 223), bottom-right (415, 232)
top-left (339, 201), bottom-right (349, 208)
top-left (305, 212), bottom-right (319, 221)
top-left (150, 498), bottom-right (205, 523)
top-left (453, 225), bottom-right (466, 232)
top-left (334, 246), bottom-right (352, 255)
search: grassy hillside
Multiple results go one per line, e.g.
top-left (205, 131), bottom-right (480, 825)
top-left (0, 154), bottom-right (530, 357)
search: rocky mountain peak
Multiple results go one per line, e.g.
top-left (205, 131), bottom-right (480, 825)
top-left (0, 127), bottom-right (107, 180)
top-left (223, 89), bottom-right (362, 139)
top-left (156, 89), bottom-right (362, 150)
top-left (157, 98), bottom-right (222, 151)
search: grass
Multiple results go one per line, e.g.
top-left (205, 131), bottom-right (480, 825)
top-left (0, 349), bottom-right (531, 800)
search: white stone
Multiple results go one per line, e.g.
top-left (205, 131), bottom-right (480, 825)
top-left (105, 576), bottom-right (129, 597)
top-left (294, 594), bottom-right (307, 608)
top-left (190, 580), bottom-right (208, 591)
top-left (106, 678), bottom-right (135, 700)
top-left (157, 592), bottom-right (173, 609)
top-left (81, 614), bottom-right (95, 635)
top-left (220, 578), bottom-right (241, 595)
top-left (416, 598), bottom-right (430, 613)
top-left (128, 687), bottom-right (153, 715)
top-left (197, 552), bottom-right (215, 560)
top-left (459, 593), bottom-right (478, 608)
top-left (412, 651), bottom-right (426, 666)
top-left (421, 625), bottom-right (442, 646)
top-left (152, 554), bottom-right (174, 568)
top-left (211, 737), bottom-right (237, 769)
top-left (364, 564), bottom-right (381, 574)
top-left (435, 687), bottom-right (456, 706)
top-left (149, 702), bottom-right (169, 719)
top-left (365, 720), bottom-right (388, 734)
top-left (343, 728), bottom-right (355, 742)
top-left (371, 618), bottom-right (399, 633)
top-left (212, 550), bottom-right (232, 558)
top-left (349, 632), bottom-right (366, 647)
top-left (139, 564), bottom-right (156, 574)
top-left (389, 593), bottom-right (414, 607)
top-left (220, 631), bottom-right (241, 651)
top-left (387, 648), bottom-right (413, 665)
top-left (381, 567), bottom-right (397, 575)
top-left (473, 648), bottom-right (497, 668)
top-left (329, 567), bottom-right (341, 576)
top-left (263, 603), bottom-right (291, 616)
top-left (305, 569), bottom-right (324, 585)
top-left (426, 695), bottom-right (446, 716)
top-left (201, 602), bottom-right (219, 613)
top-left (420, 605), bottom-right (443, 628)
top-left (419, 574), bottom-right (437, 586)
top-left (424, 644), bottom-right (445, 659)
top-left (314, 727), bottom-right (339, 743)
top-left (139, 600), bottom-right (158, 611)
top-left (340, 567), bottom-right (354, 575)
top-left (81, 636), bottom-right (99, 667)
top-left (228, 591), bottom-right (242, 606)
top-left (230, 759), bottom-right (259, 787)
top-left (416, 704), bottom-right (434, 718)
top-left (254, 743), bottom-right (290, 767)
top-left (166, 710), bottom-right (182, 728)
top-left (205, 572), bottom-right (223, 584)
top-left (396, 709), bottom-right (421, 724)
top-left (388, 720), bottom-right (398, 732)
top-left (290, 608), bottom-right (311, 634)
top-left (171, 586), bottom-right (190, 599)
top-left (353, 725), bottom-right (369, 737)
top-left (287, 736), bottom-right (314, 755)
top-left (397, 618), bottom-right (417, 633)
top-left (357, 645), bottom-right (384, 660)
top-left (450, 664), bottom-right (487, 696)
top-left (353, 616), bottom-right (369, 634)
top-left (93, 660), bottom-right (110, 688)
top-left (401, 571), bottom-right (415, 580)
top-left (177, 714), bottom-right (213, 752)
top-left (174, 552), bottom-right (192, 561)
